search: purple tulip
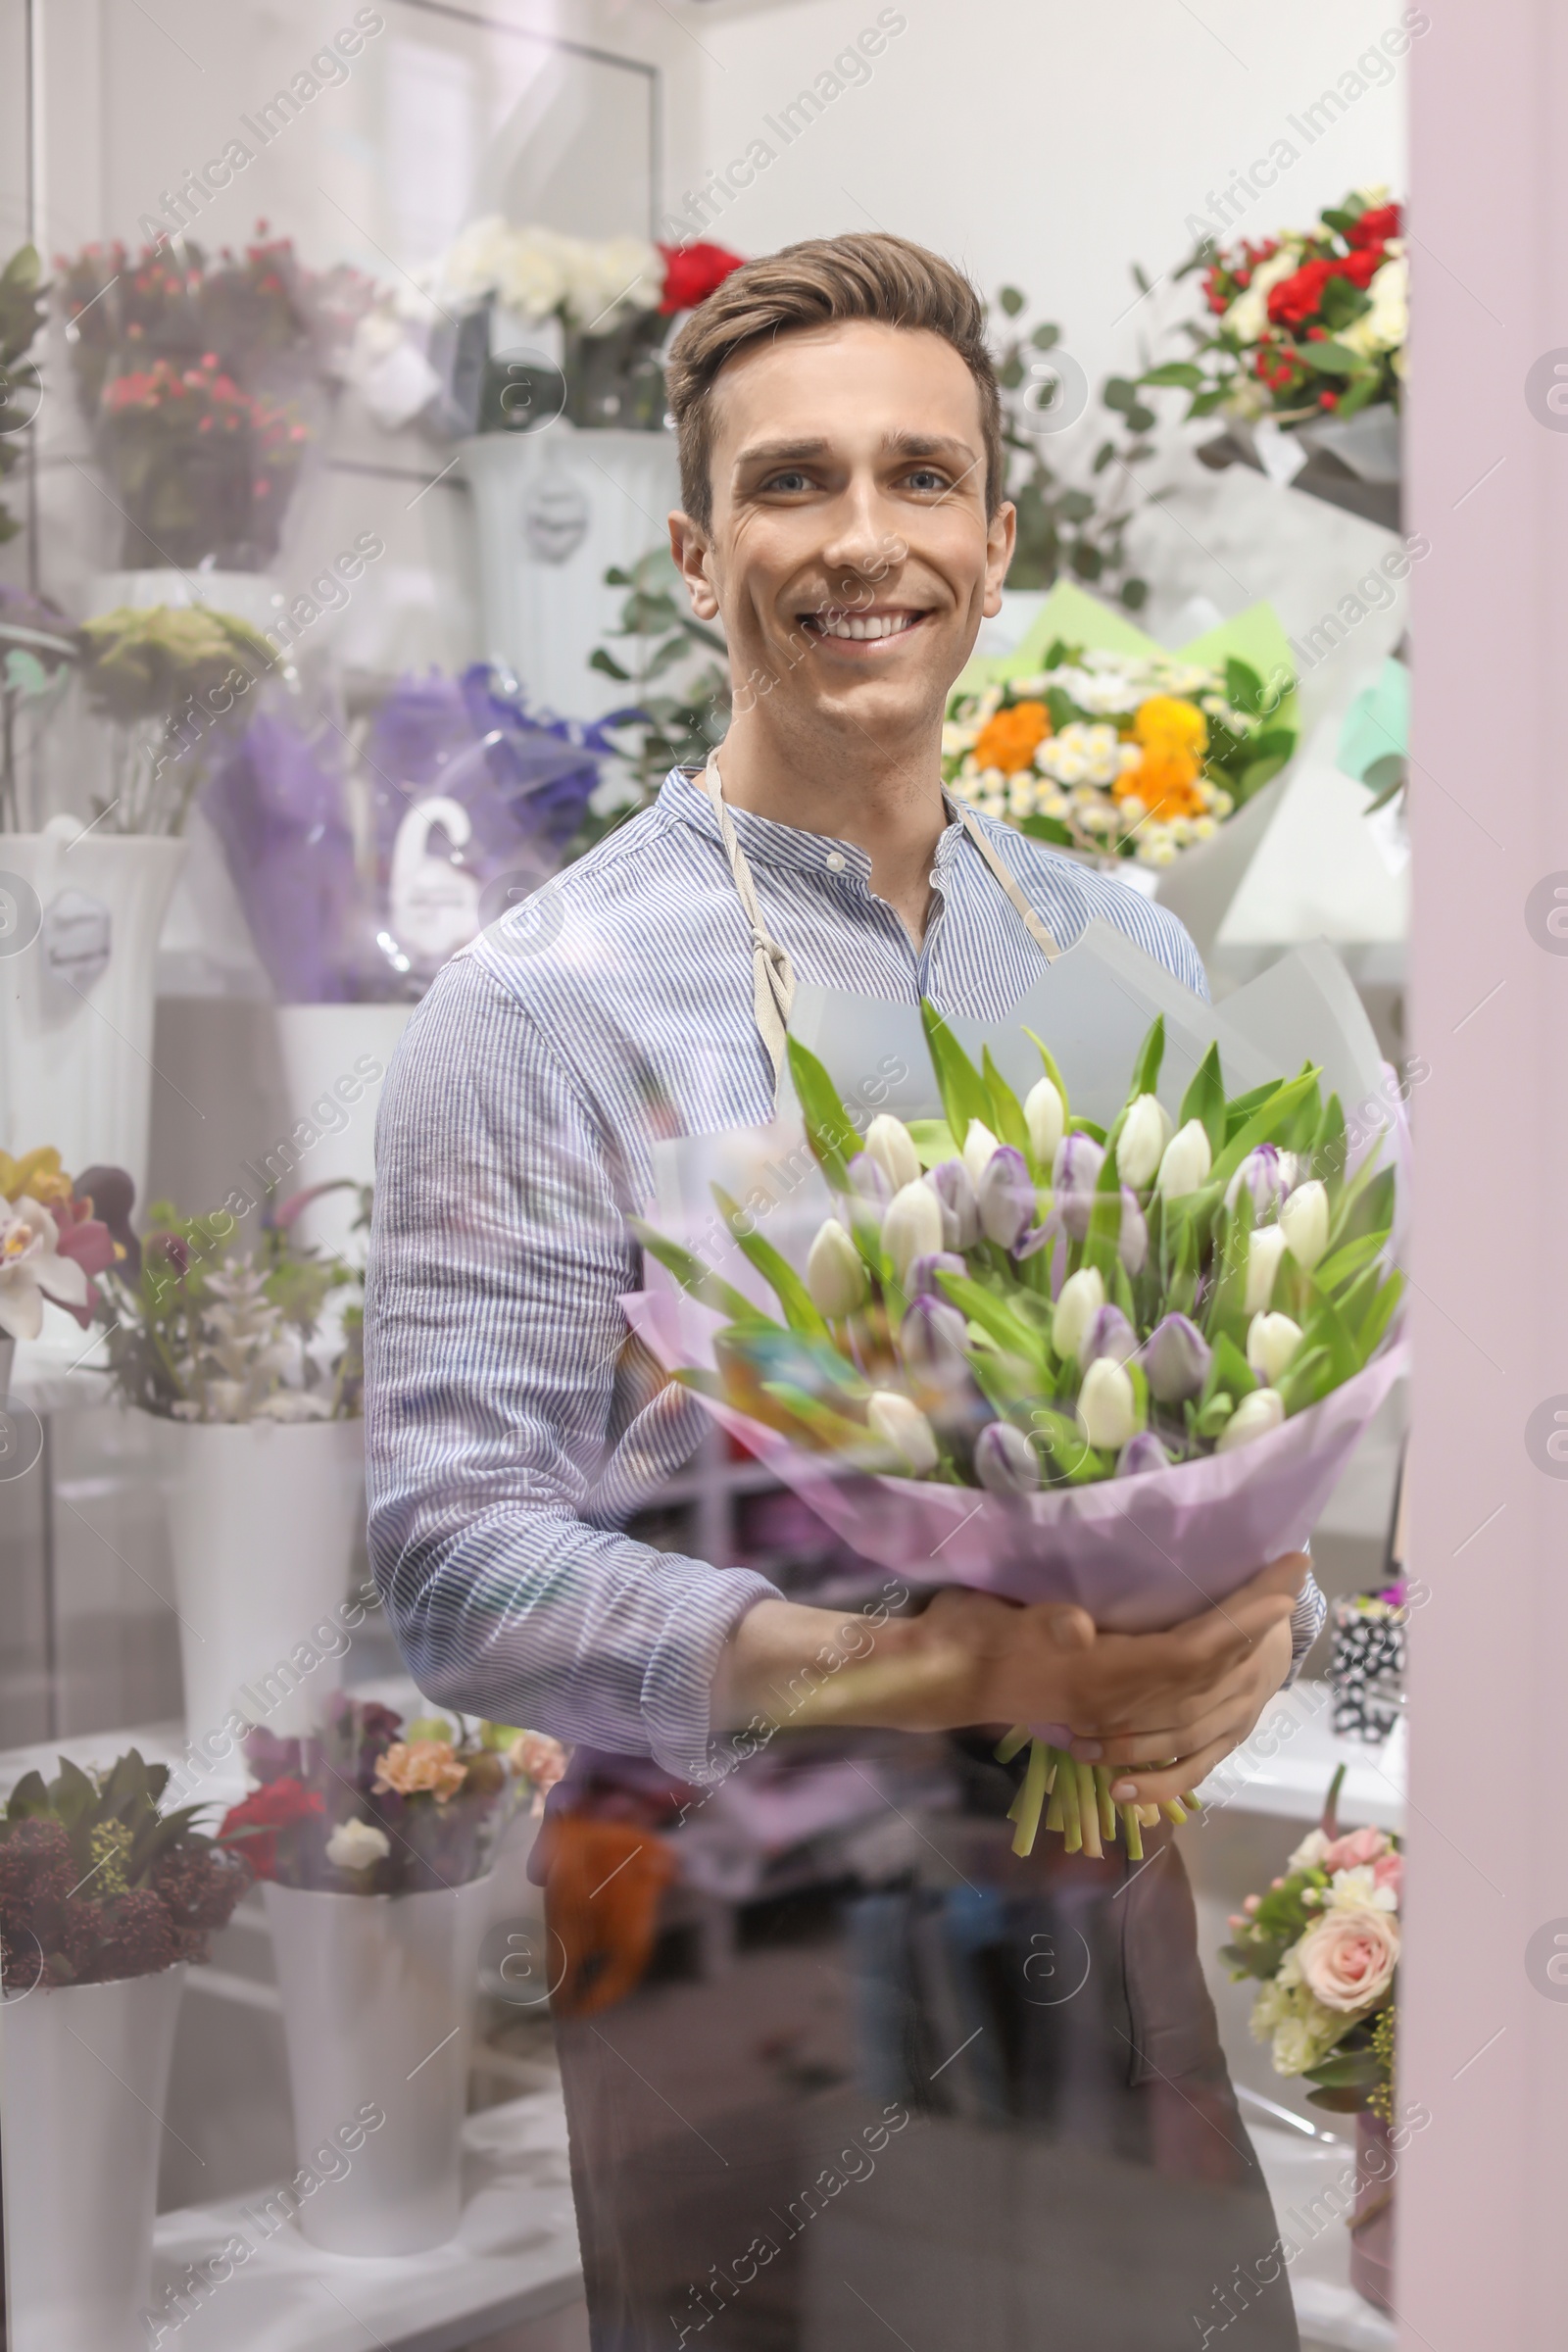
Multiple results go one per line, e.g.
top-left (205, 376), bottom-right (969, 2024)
top-left (1117, 1431), bottom-right (1171, 1478)
top-left (898, 1296), bottom-right (970, 1379)
top-left (1224, 1144), bottom-right (1294, 1218)
top-left (974, 1419), bottom-right (1042, 1496)
top-left (1081, 1303), bottom-right (1138, 1368)
top-left (1052, 1131), bottom-right (1105, 1240)
top-left (977, 1146), bottom-right (1035, 1250)
top-left (1145, 1311), bottom-right (1212, 1404)
top-left (906, 1250), bottom-right (966, 1301)
top-left (847, 1152), bottom-right (892, 1214)
top-left (928, 1160), bottom-right (981, 1251)
top-left (1118, 1187), bottom-right (1148, 1276)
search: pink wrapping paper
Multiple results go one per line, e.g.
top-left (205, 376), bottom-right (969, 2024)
top-left (625, 1285), bottom-right (1405, 1634)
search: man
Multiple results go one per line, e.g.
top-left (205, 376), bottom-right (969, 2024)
top-left (368, 234), bottom-right (1314, 2348)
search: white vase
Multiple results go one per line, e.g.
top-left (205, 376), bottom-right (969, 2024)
top-left (0, 820), bottom-right (186, 1207)
top-left (263, 1876), bottom-right (493, 2254)
top-left (0, 1966), bottom-right (186, 2352)
top-left (460, 424), bottom-right (682, 718)
top-left (270, 1003), bottom-right (414, 1258)
top-left (151, 1415), bottom-right (365, 1756)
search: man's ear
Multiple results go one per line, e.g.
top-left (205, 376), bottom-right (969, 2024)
top-left (669, 511), bottom-right (720, 623)
top-left (982, 498), bottom-right (1017, 620)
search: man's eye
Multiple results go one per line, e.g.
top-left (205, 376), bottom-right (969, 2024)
top-left (762, 469), bottom-right (812, 493)
top-left (905, 468), bottom-right (950, 493)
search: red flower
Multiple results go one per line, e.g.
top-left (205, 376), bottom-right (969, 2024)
top-left (1266, 248), bottom-right (1383, 329)
top-left (219, 1778), bottom-right (323, 1882)
top-left (1348, 202), bottom-right (1400, 250)
top-left (658, 242), bottom-right (746, 315)
top-left (1319, 389), bottom-right (1340, 408)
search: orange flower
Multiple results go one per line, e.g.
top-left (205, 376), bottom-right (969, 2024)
top-left (372, 1739), bottom-right (468, 1804)
top-left (971, 700), bottom-right (1051, 775)
top-left (1114, 747), bottom-right (1205, 821)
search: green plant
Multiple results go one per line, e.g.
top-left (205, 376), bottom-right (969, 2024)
top-left (991, 285), bottom-right (1164, 610)
top-left (75, 602), bottom-right (275, 834)
top-left (580, 547), bottom-right (731, 845)
top-left (0, 1748), bottom-right (249, 1988)
top-left (0, 245), bottom-right (49, 546)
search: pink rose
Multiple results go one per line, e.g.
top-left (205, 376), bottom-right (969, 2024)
top-left (1372, 1851), bottom-right (1402, 1901)
top-left (1321, 1826), bottom-right (1388, 1874)
top-left (1297, 1906), bottom-right (1399, 2013)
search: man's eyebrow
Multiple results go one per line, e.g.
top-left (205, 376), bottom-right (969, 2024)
top-left (733, 437), bottom-right (833, 470)
top-left (733, 430), bottom-right (979, 472)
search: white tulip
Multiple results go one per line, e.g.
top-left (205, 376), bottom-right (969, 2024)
top-left (1215, 1387), bottom-right (1286, 1451)
top-left (807, 1219), bottom-right (868, 1318)
top-left (1245, 1222), bottom-right (1289, 1316)
top-left (1156, 1118), bottom-right (1213, 1200)
top-left (1052, 1265), bottom-right (1105, 1364)
top-left (865, 1112), bottom-right (922, 1195)
top-left (1078, 1357), bottom-right (1139, 1451)
top-left (962, 1118), bottom-right (1003, 1188)
top-left (1247, 1310), bottom-right (1302, 1387)
top-left (1024, 1074), bottom-right (1066, 1167)
top-left (1280, 1178), bottom-right (1331, 1272)
top-left (883, 1180), bottom-right (946, 1281)
top-left (1115, 1094), bottom-right (1174, 1190)
top-left (325, 1818), bottom-right (392, 1871)
top-left (866, 1390), bottom-right (940, 1475)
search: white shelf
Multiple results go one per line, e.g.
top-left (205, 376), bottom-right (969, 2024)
top-left (1196, 1681), bottom-right (1405, 1833)
top-left (1250, 2125), bottom-right (1397, 2351)
top-left (150, 2090), bottom-right (583, 2352)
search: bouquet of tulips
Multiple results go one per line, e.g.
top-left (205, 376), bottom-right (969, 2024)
top-left (630, 1004), bottom-right (1403, 1861)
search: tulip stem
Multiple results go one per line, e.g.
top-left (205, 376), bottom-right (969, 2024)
top-left (1180, 1789), bottom-right (1201, 1811)
top-left (1045, 1762), bottom-right (1066, 1836)
top-left (1059, 1751), bottom-right (1082, 1852)
top-left (1094, 1765), bottom-right (1116, 1844)
top-left (1010, 1739), bottom-right (1051, 1858)
top-left (1162, 1798), bottom-right (1188, 1828)
top-left (994, 1725), bottom-right (1029, 1767)
top-left (1121, 1803), bottom-right (1144, 1861)
top-left (1076, 1760), bottom-right (1102, 1860)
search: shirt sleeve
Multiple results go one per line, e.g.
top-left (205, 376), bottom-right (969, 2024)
top-left (1284, 1566), bottom-right (1327, 1686)
top-left (364, 953), bottom-right (781, 1783)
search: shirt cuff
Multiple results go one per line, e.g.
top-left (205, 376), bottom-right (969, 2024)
top-left (1284, 1566), bottom-right (1327, 1687)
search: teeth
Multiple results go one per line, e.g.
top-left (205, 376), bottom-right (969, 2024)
top-left (813, 612), bottom-right (919, 641)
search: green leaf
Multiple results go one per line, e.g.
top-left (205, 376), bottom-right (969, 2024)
top-left (919, 999), bottom-right (992, 1152)
top-left (1120, 578), bottom-right (1150, 612)
top-left (1018, 812), bottom-right (1075, 850)
top-left (1223, 658), bottom-right (1266, 717)
top-left (1102, 376), bottom-right (1138, 413)
top-left (981, 1048), bottom-right (1030, 1157)
top-left (1124, 404), bottom-right (1157, 435)
top-left (3, 1769), bottom-right (51, 1822)
top-left (786, 1037), bottom-right (858, 1191)
top-left (1209, 1069), bottom-right (1322, 1195)
top-left (626, 1220), bottom-right (774, 1328)
top-left (999, 285), bottom-right (1026, 317)
top-left (588, 648), bottom-right (632, 681)
top-left (1128, 1015), bottom-right (1166, 1104)
top-left (1141, 361), bottom-right (1204, 389)
top-left (1355, 1270), bottom-right (1404, 1361)
top-left (1022, 1026), bottom-right (1071, 1127)
top-left (1203, 1331), bottom-right (1256, 1408)
top-left (1298, 1289), bottom-right (1361, 1390)
top-left (1276, 1345), bottom-right (1333, 1415)
top-left (712, 1187), bottom-right (830, 1339)
top-left (938, 1271), bottom-right (1048, 1371)
top-left (1030, 320), bottom-right (1060, 349)
top-left (906, 1118), bottom-right (956, 1169)
top-left (1313, 1232), bottom-right (1388, 1295)
top-left (1333, 1164), bottom-right (1396, 1254)
top-left (760, 1382), bottom-right (871, 1451)
top-left (49, 1756), bottom-right (99, 1829)
top-left (1180, 1040), bottom-right (1227, 1156)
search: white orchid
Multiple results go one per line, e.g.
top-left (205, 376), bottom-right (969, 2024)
top-left (0, 1196), bottom-right (88, 1341)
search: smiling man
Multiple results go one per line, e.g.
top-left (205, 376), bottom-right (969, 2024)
top-left (367, 234), bottom-right (1313, 2350)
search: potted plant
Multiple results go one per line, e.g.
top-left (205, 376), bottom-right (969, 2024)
top-left (1221, 1768), bottom-right (1403, 2312)
top-left (94, 1186), bottom-right (368, 1753)
top-left (0, 1748), bottom-right (250, 2347)
top-left (220, 1702), bottom-right (565, 2254)
top-left (0, 601), bottom-right (272, 1202)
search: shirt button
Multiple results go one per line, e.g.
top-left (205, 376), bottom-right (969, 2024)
top-left (826, 852), bottom-right (846, 872)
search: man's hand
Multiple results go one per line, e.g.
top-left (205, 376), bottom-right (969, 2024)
top-left (715, 1555), bottom-right (1309, 1797)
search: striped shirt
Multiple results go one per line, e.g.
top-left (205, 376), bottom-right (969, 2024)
top-left (365, 766), bottom-right (1324, 1782)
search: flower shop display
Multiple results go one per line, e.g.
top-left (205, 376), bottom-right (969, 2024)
top-left (1328, 1586), bottom-right (1407, 1744)
top-left (94, 1189), bottom-right (368, 1744)
top-left (220, 1702), bottom-right (566, 2254)
top-left (1141, 191), bottom-right (1405, 530)
top-left (56, 230), bottom-right (392, 573)
top-left (0, 1145), bottom-right (125, 1344)
top-left (203, 663), bottom-right (617, 1002)
top-left (0, 1748), bottom-right (249, 2349)
top-left (77, 601), bottom-right (275, 837)
top-left (945, 580), bottom-right (1297, 875)
top-left (629, 965), bottom-right (1404, 1862)
top-left (424, 221), bottom-right (744, 435)
top-left (1222, 1770), bottom-right (1402, 2310)
top-left (0, 243), bottom-right (48, 545)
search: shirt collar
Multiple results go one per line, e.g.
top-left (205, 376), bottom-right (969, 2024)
top-left (662, 764), bottom-right (966, 886)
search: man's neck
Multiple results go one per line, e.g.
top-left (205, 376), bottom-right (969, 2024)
top-left (712, 703), bottom-right (949, 943)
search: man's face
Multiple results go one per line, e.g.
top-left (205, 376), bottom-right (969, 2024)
top-left (671, 318), bottom-right (1014, 746)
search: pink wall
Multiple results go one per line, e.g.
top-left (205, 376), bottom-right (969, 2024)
top-left (1402, 6), bottom-right (1568, 2343)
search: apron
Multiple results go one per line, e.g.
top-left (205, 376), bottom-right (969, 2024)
top-left (542, 759), bottom-right (1299, 2352)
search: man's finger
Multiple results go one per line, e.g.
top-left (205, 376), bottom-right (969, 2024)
top-left (1108, 1732), bottom-right (1248, 1805)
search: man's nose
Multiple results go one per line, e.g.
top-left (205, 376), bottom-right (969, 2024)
top-left (817, 480), bottom-right (901, 585)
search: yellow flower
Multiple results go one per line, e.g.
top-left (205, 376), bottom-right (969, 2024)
top-left (1133, 695), bottom-right (1208, 758)
top-left (372, 1739), bottom-right (468, 1803)
top-left (0, 1148), bottom-right (74, 1207)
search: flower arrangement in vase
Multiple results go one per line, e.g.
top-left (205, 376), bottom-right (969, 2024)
top-left (0, 1147), bottom-right (130, 1348)
top-left (75, 601), bottom-right (275, 836)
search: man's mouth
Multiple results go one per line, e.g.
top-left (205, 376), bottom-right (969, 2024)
top-left (801, 607), bottom-right (927, 643)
